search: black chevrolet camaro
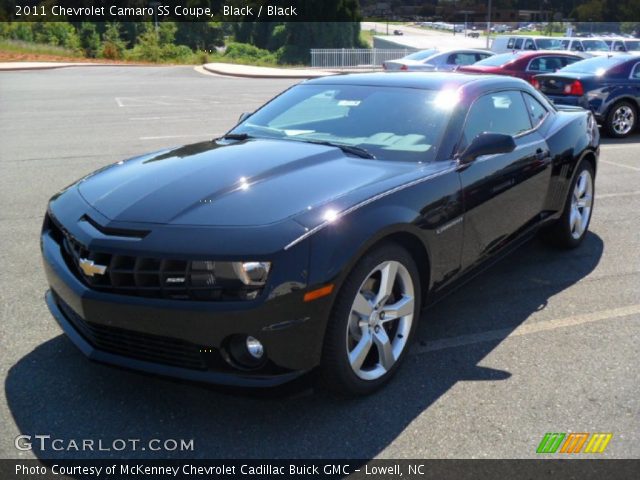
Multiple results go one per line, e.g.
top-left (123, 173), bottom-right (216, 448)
top-left (41, 73), bottom-right (599, 395)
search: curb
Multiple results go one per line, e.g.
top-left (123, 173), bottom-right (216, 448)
top-left (202, 63), bottom-right (333, 79)
top-left (0, 62), bottom-right (166, 72)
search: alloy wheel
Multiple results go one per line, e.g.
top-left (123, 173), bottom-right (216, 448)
top-left (611, 105), bottom-right (635, 136)
top-left (570, 169), bottom-right (593, 240)
top-left (346, 260), bottom-right (415, 381)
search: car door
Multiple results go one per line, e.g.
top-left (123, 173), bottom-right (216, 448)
top-left (457, 90), bottom-right (552, 269)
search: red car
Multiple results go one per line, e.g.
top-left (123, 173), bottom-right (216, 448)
top-left (458, 51), bottom-right (586, 84)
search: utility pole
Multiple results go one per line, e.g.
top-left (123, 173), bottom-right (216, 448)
top-left (486, 0), bottom-right (492, 49)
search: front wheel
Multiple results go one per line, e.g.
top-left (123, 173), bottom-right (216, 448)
top-left (318, 243), bottom-right (421, 395)
top-left (542, 161), bottom-right (595, 249)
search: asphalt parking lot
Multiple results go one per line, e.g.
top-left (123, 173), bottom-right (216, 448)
top-left (0, 66), bottom-right (638, 460)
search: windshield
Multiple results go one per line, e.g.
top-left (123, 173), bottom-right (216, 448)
top-left (561, 55), bottom-right (629, 74)
top-left (535, 38), bottom-right (564, 50)
top-left (229, 84), bottom-right (455, 163)
top-left (625, 40), bottom-right (640, 51)
top-left (474, 52), bottom-right (518, 66)
top-left (581, 39), bottom-right (610, 51)
top-left (403, 49), bottom-right (438, 61)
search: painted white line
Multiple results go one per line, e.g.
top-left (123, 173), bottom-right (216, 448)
top-left (600, 160), bottom-right (640, 172)
top-left (598, 191), bottom-right (640, 199)
top-left (115, 97), bottom-right (125, 107)
top-left (139, 133), bottom-right (220, 140)
top-left (412, 304), bottom-right (640, 354)
top-left (130, 116), bottom-right (199, 121)
top-left (600, 144), bottom-right (640, 150)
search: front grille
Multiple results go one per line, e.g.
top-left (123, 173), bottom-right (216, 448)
top-left (46, 213), bottom-right (256, 302)
top-left (53, 292), bottom-right (208, 370)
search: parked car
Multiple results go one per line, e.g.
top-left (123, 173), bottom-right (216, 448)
top-left (491, 35), bottom-right (565, 53)
top-left (41, 72), bottom-right (599, 395)
top-left (383, 49), bottom-right (438, 71)
top-left (468, 31), bottom-right (480, 38)
top-left (393, 29), bottom-right (403, 36)
top-left (535, 55), bottom-right (640, 137)
top-left (383, 49), bottom-right (493, 72)
top-left (603, 37), bottom-right (629, 52)
top-left (556, 37), bottom-right (612, 56)
top-left (458, 51), bottom-right (585, 84)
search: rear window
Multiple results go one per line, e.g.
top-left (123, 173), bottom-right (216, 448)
top-left (474, 53), bottom-right (519, 66)
top-left (404, 49), bottom-right (438, 61)
top-left (561, 56), bottom-right (631, 74)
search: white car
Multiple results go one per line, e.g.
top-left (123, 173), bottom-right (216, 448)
top-left (383, 49), bottom-right (494, 72)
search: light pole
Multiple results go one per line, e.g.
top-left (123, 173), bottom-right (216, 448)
top-left (486, 0), bottom-right (492, 49)
top-left (149, 1), bottom-right (160, 33)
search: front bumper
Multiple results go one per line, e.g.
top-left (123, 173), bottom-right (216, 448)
top-left (41, 228), bottom-right (332, 387)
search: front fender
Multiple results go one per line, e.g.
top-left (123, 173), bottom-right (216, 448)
top-left (307, 204), bottom-right (430, 290)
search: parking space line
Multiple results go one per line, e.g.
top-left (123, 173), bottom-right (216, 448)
top-left (412, 304), bottom-right (640, 354)
top-left (598, 191), bottom-right (640, 199)
top-left (600, 160), bottom-right (640, 172)
top-left (139, 133), bottom-right (220, 140)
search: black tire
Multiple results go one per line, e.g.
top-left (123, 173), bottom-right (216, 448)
top-left (542, 160), bottom-right (595, 249)
top-left (604, 100), bottom-right (637, 138)
top-left (318, 243), bottom-right (421, 396)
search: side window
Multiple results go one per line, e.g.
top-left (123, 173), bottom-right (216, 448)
top-left (476, 53), bottom-right (492, 62)
top-left (514, 38), bottom-right (524, 50)
top-left (527, 57), bottom-right (543, 72)
top-left (523, 93), bottom-right (548, 128)
top-left (448, 53), bottom-right (477, 65)
top-left (632, 63), bottom-right (640, 80)
top-left (524, 38), bottom-right (536, 50)
top-left (562, 56), bottom-right (579, 67)
top-left (571, 41), bottom-right (584, 51)
top-left (560, 39), bottom-right (570, 49)
top-left (462, 91), bottom-right (533, 147)
top-left (507, 38), bottom-right (515, 49)
top-left (529, 56), bottom-right (563, 72)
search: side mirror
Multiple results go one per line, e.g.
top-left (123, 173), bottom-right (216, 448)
top-left (238, 112), bottom-right (252, 122)
top-left (459, 132), bottom-right (516, 164)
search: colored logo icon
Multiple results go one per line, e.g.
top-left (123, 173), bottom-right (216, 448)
top-left (537, 433), bottom-right (612, 454)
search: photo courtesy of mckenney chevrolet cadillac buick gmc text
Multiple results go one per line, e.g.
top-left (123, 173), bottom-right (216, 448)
top-left (41, 72), bottom-right (599, 395)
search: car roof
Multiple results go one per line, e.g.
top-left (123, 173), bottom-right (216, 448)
top-left (510, 50), bottom-right (583, 58)
top-left (305, 72), bottom-right (528, 92)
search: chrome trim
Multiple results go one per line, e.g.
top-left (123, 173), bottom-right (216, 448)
top-left (435, 216), bottom-right (463, 234)
top-left (283, 166), bottom-right (458, 251)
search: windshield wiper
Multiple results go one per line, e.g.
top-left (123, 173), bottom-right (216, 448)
top-left (217, 132), bottom-right (252, 141)
top-left (295, 139), bottom-right (376, 159)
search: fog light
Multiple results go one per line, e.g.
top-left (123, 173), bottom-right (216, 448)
top-left (226, 334), bottom-right (266, 370)
top-left (246, 336), bottom-right (264, 359)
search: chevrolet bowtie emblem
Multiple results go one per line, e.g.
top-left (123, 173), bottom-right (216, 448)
top-left (78, 258), bottom-right (107, 277)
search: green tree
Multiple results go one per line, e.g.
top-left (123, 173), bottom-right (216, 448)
top-left (79, 22), bottom-right (101, 58)
top-left (101, 22), bottom-right (126, 60)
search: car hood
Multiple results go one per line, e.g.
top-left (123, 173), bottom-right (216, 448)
top-left (76, 138), bottom-right (424, 227)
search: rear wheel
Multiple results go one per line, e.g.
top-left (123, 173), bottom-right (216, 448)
top-left (319, 243), bottom-right (421, 395)
top-left (604, 101), bottom-right (637, 138)
top-left (542, 160), bottom-right (595, 249)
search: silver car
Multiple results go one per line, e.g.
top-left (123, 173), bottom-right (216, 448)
top-left (383, 49), bottom-right (494, 72)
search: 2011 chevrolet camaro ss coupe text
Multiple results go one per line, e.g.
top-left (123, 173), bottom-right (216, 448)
top-left (41, 73), bottom-right (599, 395)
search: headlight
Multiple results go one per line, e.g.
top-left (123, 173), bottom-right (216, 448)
top-left (188, 260), bottom-right (271, 300)
top-left (233, 261), bottom-right (271, 286)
